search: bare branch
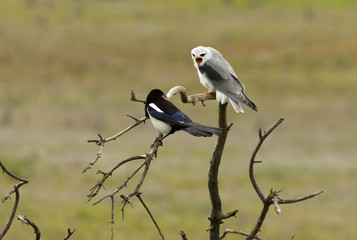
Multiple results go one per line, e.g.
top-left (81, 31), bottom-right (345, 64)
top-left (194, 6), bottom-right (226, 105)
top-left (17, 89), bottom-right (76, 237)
top-left (246, 117), bottom-right (323, 240)
top-left (137, 193), bottom-right (164, 240)
top-left (17, 215), bottom-right (41, 240)
top-left (249, 117), bottom-right (285, 202)
top-left (131, 89), bottom-right (146, 104)
top-left (221, 209), bottom-right (239, 220)
top-left (0, 161), bottom-right (29, 239)
top-left (87, 135), bottom-right (163, 240)
top-left (221, 229), bottom-right (265, 240)
top-left (84, 89), bottom-right (149, 173)
top-left (64, 228), bottom-right (76, 240)
top-left (179, 231), bottom-right (189, 240)
top-left (87, 116), bottom-right (148, 146)
top-left (84, 116), bottom-right (148, 173)
top-left (88, 155), bottom-right (146, 202)
top-left (166, 86), bottom-right (216, 104)
top-left (0, 186), bottom-right (20, 239)
top-left (82, 141), bottom-right (105, 173)
top-left (278, 190), bottom-right (323, 205)
top-left (110, 195), bottom-right (115, 240)
top-left (0, 162), bottom-right (29, 184)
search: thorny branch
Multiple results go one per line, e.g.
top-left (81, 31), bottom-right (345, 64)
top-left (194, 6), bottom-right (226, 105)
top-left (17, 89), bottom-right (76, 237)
top-left (86, 86), bottom-right (218, 240)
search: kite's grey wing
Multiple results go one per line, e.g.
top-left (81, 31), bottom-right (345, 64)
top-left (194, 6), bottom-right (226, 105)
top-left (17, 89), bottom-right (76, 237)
top-left (199, 56), bottom-right (244, 93)
top-left (199, 57), bottom-right (257, 111)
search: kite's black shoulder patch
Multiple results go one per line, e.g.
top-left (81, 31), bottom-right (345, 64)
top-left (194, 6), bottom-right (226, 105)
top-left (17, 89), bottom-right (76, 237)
top-left (198, 64), bottom-right (223, 81)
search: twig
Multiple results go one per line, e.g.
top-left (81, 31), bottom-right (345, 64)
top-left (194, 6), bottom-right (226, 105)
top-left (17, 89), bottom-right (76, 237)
top-left (137, 194), bottom-right (164, 240)
top-left (180, 231), bottom-right (189, 240)
top-left (0, 162), bottom-right (29, 184)
top-left (220, 229), bottom-right (265, 240)
top-left (110, 195), bottom-right (115, 240)
top-left (64, 228), bottom-right (76, 240)
top-left (88, 155), bottom-right (146, 202)
top-left (82, 139), bottom-right (105, 173)
top-left (131, 89), bottom-right (146, 104)
top-left (17, 215), bottom-right (41, 240)
top-left (278, 191), bottom-right (323, 204)
top-left (84, 116), bottom-right (148, 173)
top-left (221, 209), bottom-right (239, 220)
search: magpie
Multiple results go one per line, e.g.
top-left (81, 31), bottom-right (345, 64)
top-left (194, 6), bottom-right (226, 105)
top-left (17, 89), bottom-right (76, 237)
top-left (145, 89), bottom-right (223, 139)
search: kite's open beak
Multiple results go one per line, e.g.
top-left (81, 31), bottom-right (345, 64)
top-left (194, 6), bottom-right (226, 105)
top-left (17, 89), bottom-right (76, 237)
top-left (195, 57), bottom-right (203, 65)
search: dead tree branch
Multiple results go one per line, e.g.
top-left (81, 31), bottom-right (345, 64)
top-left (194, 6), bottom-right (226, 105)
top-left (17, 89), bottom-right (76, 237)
top-left (84, 115), bottom-right (148, 173)
top-left (0, 161), bottom-right (29, 240)
top-left (1, 162), bottom-right (75, 240)
top-left (137, 193), bottom-right (164, 240)
top-left (180, 231), bottom-right (189, 240)
top-left (17, 216), bottom-right (41, 240)
top-left (64, 228), bottom-right (76, 240)
top-left (245, 117), bottom-right (323, 240)
top-left (220, 229), bottom-right (265, 240)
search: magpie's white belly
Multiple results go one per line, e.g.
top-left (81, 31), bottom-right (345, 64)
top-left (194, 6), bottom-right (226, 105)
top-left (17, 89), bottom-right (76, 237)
top-left (148, 113), bottom-right (172, 135)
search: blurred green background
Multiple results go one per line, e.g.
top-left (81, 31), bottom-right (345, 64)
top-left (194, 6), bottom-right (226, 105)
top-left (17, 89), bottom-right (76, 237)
top-left (0, 0), bottom-right (356, 239)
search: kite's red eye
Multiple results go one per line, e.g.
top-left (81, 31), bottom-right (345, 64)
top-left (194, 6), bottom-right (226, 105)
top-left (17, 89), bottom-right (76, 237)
top-left (200, 53), bottom-right (206, 57)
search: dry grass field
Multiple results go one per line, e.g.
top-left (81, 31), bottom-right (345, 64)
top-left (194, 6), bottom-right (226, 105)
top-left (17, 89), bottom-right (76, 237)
top-left (0, 1), bottom-right (356, 239)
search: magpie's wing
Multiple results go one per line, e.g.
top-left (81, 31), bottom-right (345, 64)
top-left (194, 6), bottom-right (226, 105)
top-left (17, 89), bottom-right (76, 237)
top-left (147, 102), bottom-right (192, 127)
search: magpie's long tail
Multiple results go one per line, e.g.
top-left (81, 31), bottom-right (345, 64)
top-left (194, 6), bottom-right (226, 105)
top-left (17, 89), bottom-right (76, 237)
top-left (183, 122), bottom-right (223, 137)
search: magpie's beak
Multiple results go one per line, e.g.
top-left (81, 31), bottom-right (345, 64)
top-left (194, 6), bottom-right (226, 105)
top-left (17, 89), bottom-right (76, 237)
top-left (195, 57), bottom-right (203, 65)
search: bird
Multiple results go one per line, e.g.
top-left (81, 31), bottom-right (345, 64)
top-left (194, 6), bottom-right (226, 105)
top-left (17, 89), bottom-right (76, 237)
top-left (191, 46), bottom-right (258, 113)
top-left (145, 89), bottom-right (223, 139)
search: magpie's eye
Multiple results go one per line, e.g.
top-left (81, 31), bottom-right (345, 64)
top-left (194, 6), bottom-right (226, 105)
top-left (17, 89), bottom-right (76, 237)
top-left (192, 53), bottom-right (195, 57)
top-left (200, 53), bottom-right (206, 57)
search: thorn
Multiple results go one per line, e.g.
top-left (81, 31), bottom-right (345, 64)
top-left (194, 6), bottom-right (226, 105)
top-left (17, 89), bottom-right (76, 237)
top-left (98, 133), bottom-right (104, 140)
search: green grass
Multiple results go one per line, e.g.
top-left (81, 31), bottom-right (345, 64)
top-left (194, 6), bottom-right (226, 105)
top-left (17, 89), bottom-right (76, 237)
top-left (1, 0), bottom-right (356, 239)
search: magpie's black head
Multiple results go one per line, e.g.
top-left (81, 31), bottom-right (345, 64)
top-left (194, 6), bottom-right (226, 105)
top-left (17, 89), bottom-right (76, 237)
top-left (146, 89), bottom-right (165, 104)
